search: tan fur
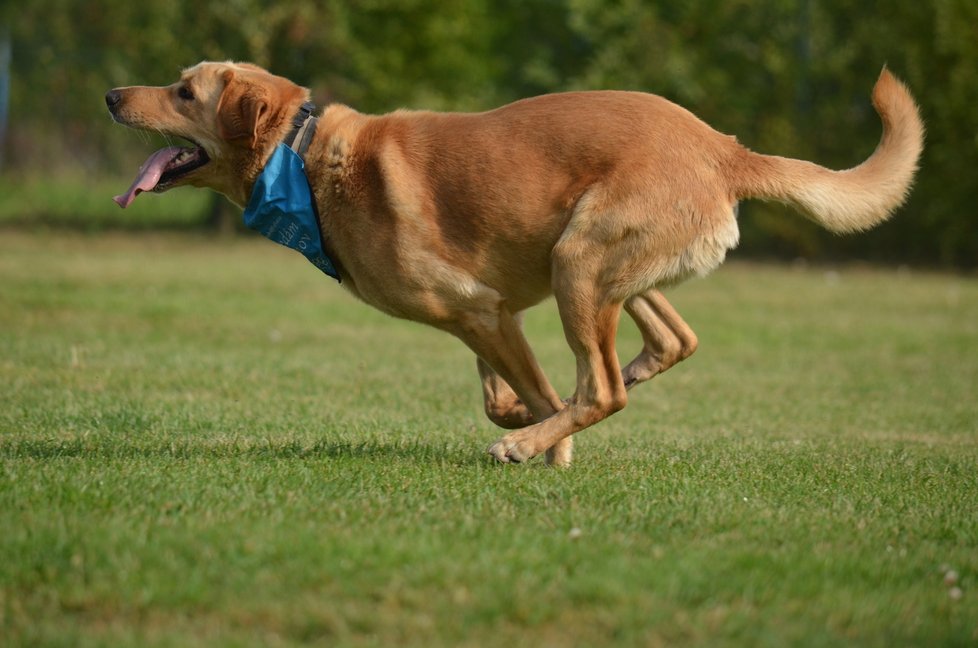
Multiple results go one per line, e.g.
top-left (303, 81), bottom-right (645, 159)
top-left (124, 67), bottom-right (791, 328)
top-left (107, 61), bottom-right (924, 466)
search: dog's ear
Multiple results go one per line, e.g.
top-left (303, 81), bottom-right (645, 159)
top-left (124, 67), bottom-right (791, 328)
top-left (217, 69), bottom-right (268, 148)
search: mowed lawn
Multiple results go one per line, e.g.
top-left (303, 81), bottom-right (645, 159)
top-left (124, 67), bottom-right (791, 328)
top-left (1, 230), bottom-right (976, 647)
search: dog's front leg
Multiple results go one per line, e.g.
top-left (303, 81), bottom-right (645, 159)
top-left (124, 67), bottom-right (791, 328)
top-left (476, 310), bottom-right (536, 429)
top-left (487, 291), bottom-right (628, 465)
top-left (478, 357), bottom-right (536, 429)
top-left (449, 301), bottom-right (573, 465)
top-left (477, 357), bottom-right (574, 465)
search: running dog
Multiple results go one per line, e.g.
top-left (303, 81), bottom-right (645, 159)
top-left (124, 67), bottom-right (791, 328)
top-left (106, 62), bottom-right (923, 465)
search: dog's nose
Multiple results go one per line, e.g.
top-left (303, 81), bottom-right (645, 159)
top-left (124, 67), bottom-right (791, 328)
top-left (105, 89), bottom-right (122, 110)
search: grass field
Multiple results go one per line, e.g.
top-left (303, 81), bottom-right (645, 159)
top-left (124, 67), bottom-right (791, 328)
top-left (0, 175), bottom-right (210, 230)
top-left (1, 230), bottom-right (976, 646)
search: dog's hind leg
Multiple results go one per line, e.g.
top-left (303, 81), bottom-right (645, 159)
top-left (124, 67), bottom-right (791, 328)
top-left (477, 357), bottom-right (574, 465)
top-left (621, 290), bottom-right (698, 389)
top-left (487, 243), bottom-right (629, 465)
top-left (480, 290), bottom-right (695, 430)
top-left (450, 300), bottom-right (574, 465)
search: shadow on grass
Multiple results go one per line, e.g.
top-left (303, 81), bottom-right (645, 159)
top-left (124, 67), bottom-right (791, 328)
top-left (0, 436), bottom-right (493, 466)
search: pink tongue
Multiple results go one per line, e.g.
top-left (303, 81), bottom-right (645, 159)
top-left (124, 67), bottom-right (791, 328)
top-left (113, 147), bottom-right (185, 208)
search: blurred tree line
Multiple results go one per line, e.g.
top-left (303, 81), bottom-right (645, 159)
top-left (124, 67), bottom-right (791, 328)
top-left (1, 0), bottom-right (976, 266)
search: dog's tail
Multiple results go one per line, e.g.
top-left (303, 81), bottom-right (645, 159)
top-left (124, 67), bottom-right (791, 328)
top-left (728, 67), bottom-right (924, 234)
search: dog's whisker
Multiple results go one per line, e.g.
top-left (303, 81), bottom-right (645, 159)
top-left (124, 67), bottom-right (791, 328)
top-left (153, 129), bottom-right (174, 147)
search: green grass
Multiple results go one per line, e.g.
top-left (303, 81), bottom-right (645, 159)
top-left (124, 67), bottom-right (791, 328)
top-left (0, 174), bottom-right (210, 229)
top-left (1, 230), bottom-right (976, 647)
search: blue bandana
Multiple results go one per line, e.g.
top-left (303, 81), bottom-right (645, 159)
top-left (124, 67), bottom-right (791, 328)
top-left (243, 143), bottom-right (340, 282)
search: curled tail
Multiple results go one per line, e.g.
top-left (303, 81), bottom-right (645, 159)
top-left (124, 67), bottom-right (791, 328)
top-left (730, 67), bottom-right (924, 234)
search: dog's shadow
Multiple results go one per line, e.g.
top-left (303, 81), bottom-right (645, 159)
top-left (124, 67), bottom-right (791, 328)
top-left (2, 436), bottom-right (496, 467)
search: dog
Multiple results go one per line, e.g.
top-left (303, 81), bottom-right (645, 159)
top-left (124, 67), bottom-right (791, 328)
top-left (106, 61), bottom-right (923, 466)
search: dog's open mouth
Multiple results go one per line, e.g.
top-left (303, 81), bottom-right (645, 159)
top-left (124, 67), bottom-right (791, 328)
top-left (113, 143), bottom-right (210, 208)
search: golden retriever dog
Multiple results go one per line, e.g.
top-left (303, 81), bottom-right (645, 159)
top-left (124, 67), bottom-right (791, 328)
top-left (105, 62), bottom-right (923, 466)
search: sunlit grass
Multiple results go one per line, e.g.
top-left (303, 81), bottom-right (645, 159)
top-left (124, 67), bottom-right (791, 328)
top-left (0, 174), bottom-right (210, 230)
top-left (1, 231), bottom-right (976, 646)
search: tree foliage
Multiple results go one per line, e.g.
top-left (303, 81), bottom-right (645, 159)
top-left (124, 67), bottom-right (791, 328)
top-left (1, 0), bottom-right (974, 265)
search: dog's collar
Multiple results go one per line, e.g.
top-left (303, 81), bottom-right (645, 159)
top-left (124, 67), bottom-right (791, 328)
top-left (241, 101), bottom-right (343, 283)
top-left (283, 101), bottom-right (319, 158)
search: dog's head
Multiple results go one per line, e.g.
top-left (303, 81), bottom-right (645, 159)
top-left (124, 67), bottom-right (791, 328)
top-left (106, 61), bottom-right (309, 207)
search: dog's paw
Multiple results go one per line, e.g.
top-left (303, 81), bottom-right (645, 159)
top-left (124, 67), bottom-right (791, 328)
top-left (486, 433), bottom-right (538, 464)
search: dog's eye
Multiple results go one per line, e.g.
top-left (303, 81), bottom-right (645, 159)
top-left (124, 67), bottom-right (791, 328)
top-left (178, 86), bottom-right (195, 101)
